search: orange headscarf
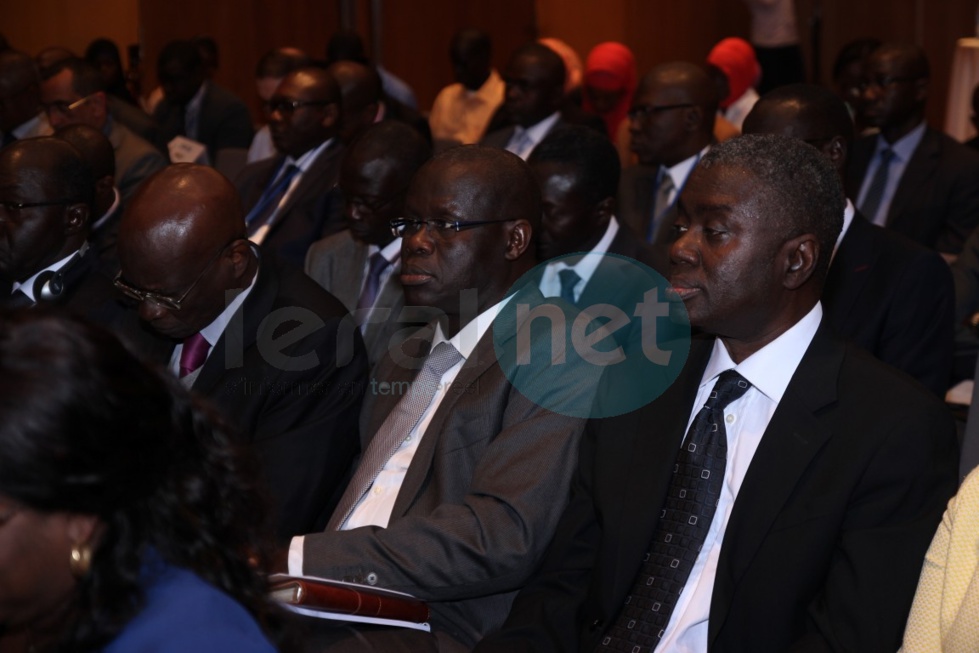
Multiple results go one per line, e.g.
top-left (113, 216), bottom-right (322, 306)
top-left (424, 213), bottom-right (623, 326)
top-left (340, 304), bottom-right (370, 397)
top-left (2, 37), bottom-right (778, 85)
top-left (706, 37), bottom-right (761, 109)
top-left (583, 42), bottom-right (637, 140)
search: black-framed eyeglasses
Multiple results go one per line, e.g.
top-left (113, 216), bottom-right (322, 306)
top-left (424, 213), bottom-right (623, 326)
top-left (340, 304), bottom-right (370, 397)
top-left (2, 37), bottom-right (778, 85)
top-left (342, 185), bottom-right (409, 215)
top-left (266, 98), bottom-right (331, 115)
top-left (42, 94), bottom-right (95, 117)
top-left (389, 217), bottom-right (502, 238)
top-left (0, 199), bottom-right (78, 212)
top-left (628, 103), bottom-right (694, 120)
top-left (859, 75), bottom-right (919, 91)
top-left (113, 238), bottom-right (241, 311)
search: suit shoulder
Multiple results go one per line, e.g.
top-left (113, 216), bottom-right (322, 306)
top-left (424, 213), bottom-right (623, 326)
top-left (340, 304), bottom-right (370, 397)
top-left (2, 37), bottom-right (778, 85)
top-left (272, 262), bottom-right (350, 320)
top-left (206, 83), bottom-right (250, 111)
top-left (307, 230), bottom-right (357, 260)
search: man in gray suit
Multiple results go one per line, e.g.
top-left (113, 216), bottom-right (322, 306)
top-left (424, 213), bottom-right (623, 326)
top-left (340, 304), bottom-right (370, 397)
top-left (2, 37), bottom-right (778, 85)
top-left (305, 121), bottom-right (431, 368)
top-left (618, 62), bottom-right (717, 244)
top-left (40, 58), bottom-right (166, 203)
top-left (284, 146), bottom-right (595, 651)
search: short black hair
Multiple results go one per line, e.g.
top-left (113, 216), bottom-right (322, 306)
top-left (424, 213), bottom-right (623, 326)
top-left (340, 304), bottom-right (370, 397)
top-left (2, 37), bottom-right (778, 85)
top-left (528, 124), bottom-right (620, 204)
top-left (157, 39), bottom-right (202, 76)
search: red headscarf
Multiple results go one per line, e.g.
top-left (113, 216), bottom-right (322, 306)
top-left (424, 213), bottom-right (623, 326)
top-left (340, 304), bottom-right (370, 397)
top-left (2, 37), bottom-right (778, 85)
top-left (583, 42), bottom-right (637, 140)
top-left (707, 37), bottom-right (761, 109)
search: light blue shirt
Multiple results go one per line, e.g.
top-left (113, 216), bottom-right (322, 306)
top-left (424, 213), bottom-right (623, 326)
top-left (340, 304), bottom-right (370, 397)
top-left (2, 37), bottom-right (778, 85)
top-left (857, 121), bottom-right (926, 226)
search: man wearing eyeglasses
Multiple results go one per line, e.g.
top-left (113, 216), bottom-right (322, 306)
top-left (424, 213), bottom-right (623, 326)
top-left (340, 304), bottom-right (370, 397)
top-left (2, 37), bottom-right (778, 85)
top-left (235, 67), bottom-right (345, 270)
top-left (40, 58), bottom-right (165, 204)
top-left (618, 62), bottom-right (717, 246)
top-left (116, 163), bottom-right (368, 542)
top-left (0, 50), bottom-right (52, 147)
top-left (845, 43), bottom-right (979, 256)
top-left (305, 121), bottom-right (431, 368)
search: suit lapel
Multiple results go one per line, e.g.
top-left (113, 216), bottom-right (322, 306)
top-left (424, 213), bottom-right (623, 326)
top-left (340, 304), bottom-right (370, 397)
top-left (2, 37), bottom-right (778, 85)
top-left (708, 323), bottom-right (841, 646)
top-left (274, 140), bottom-right (342, 223)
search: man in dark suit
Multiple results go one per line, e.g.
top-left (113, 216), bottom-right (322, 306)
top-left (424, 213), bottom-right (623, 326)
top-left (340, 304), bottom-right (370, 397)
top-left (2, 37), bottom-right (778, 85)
top-left (618, 62), bottom-right (716, 245)
top-left (152, 39), bottom-right (253, 174)
top-left (305, 121), bottom-right (431, 368)
top-left (845, 43), bottom-right (979, 256)
top-left (0, 50), bottom-right (52, 143)
top-left (0, 138), bottom-right (120, 328)
top-left (481, 43), bottom-right (566, 160)
top-left (235, 67), bottom-right (345, 269)
top-left (116, 164), bottom-right (367, 541)
top-left (476, 134), bottom-right (959, 652)
top-left (285, 146), bottom-right (598, 651)
top-left (743, 83), bottom-right (954, 396)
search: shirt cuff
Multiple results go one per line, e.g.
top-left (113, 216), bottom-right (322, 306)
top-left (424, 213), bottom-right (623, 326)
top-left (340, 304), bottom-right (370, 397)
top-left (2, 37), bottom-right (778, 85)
top-left (288, 535), bottom-right (304, 576)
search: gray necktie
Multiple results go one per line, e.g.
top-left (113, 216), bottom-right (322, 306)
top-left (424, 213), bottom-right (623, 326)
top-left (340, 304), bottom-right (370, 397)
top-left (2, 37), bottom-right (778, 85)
top-left (505, 129), bottom-right (534, 158)
top-left (649, 170), bottom-right (675, 242)
top-left (559, 269), bottom-right (582, 304)
top-left (327, 341), bottom-right (464, 530)
top-left (860, 148), bottom-right (894, 226)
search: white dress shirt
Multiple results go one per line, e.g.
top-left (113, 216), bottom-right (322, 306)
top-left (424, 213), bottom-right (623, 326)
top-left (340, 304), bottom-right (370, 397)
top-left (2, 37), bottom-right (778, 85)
top-left (505, 111), bottom-right (561, 160)
top-left (655, 302), bottom-right (822, 652)
top-left (288, 294), bottom-right (514, 574)
top-left (12, 248), bottom-right (83, 302)
top-left (856, 121), bottom-right (926, 227)
top-left (538, 216), bottom-right (619, 303)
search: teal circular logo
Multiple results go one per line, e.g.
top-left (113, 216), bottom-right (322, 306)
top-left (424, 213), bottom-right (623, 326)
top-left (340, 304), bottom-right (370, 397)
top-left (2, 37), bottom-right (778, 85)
top-left (493, 253), bottom-right (690, 418)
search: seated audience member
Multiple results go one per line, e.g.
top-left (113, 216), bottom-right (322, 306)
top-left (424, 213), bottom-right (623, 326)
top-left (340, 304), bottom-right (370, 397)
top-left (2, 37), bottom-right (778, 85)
top-left (743, 83), bottom-right (955, 396)
top-left (0, 138), bottom-right (121, 328)
top-left (152, 39), bottom-right (253, 172)
top-left (902, 465), bottom-right (979, 652)
top-left (0, 50), bottom-right (52, 144)
top-left (235, 67), bottom-right (345, 268)
top-left (326, 29), bottom-right (418, 110)
top-left (845, 43), bottom-right (979, 256)
top-left (54, 123), bottom-right (124, 269)
top-left (529, 124), bottom-right (666, 307)
top-left (429, 28), bottom-right (504, 148)
top-left (41, 58), bottom-right (165, 202)
top-left (0, 310), bottom-right (280, 652)
top-left (84, 37), bottom-right (137, 106)
top-left (539, 37), bottom-right (584, 101)
top-left (115, 164), bottom-right (367, 540)
top-left (618, 62), bottom-right (716, 244)
top-left (475, 134), bottom-right (958, 652)
top-left (305, 121), bottom-right (432, 367)
top-left (706, 37), bottom-right (761, 130)
top-left (248, 47), bottom-right (310, 164)
top-left (327, 59), bottom-right (382, 145)
top-left (832, 37), bottom-right (881, 134)
top-left (286, 146), bottom-right (594, 650)
top-left (482, 42), bottom-right (566, 160)
top-left (582, 42), bottom-right (637, 166)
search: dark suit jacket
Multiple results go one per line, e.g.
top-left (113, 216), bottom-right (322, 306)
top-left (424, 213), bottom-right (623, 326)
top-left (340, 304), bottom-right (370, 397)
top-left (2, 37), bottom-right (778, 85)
top-left (304, 230), bottom-right (411, 369)
top-left (153, 82), bottom-right (254, 163)
top-left (824, 212), bottom-right (954, 396)
top-left (480, 117), bottom-right (564, 158)
top-left (476, 323), bottom-right (959, 653)
top-left (235, 141), bottom-right (346, 269)
top-left (301, 288), bottom-right (594, 650)
top-left (618, 163), bottom-right (680, 246)
top-left (845, 127), bottom-right (979, 254)
top-left (131, 260), bottom-right (368, 540)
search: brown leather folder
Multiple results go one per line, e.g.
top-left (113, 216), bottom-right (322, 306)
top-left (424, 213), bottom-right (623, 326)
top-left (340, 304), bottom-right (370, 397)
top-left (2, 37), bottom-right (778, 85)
top-left (269, 576), bottom-right (430, 624)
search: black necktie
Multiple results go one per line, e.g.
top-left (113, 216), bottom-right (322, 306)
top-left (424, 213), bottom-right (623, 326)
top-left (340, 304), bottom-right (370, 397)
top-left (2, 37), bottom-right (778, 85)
top-left (859, 147), bottom-right (894, 226)
top-left (598, 370), bottom-right (752, 652)
top-left (245, 164), bottom-right (300, 235)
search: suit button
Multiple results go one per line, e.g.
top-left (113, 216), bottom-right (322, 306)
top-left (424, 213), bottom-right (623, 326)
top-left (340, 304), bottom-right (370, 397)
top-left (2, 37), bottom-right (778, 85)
top-left (366, 572), bottom-right (378, 585)
top-left (589, 619), bottom-right (604, 632)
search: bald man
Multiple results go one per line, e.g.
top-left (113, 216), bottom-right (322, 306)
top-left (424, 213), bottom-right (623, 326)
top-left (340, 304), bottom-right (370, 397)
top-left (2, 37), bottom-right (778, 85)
top-left (235, 66), bottom-right (346, 268)
top-left (0, 50), bottom-right (52, 145)
top-left (481, 42), bottom-right (567, 160)
top-left (116, 164), bottom-right (368, 540)
top-left (845, 43), bottom-right (979, 255)
top-left (743, 83), bottom-right (954, 397)
top-left (289, 146), bottom-right (598, 651)
top-left (618, 62), bottom-right (718, 245)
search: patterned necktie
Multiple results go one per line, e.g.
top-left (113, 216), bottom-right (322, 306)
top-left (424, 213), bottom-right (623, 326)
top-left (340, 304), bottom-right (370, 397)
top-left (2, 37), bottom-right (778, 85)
top-left (327, 341), bottom-right (464, 530)
top-left (179, 332), bottom-right (211, 378)
top-left (648, 169), bottom-right (675, 242)
top-left (598, 370), bottom-right (752, 652)
top-left (356, 252), bottom-right (391, 313)
top-left (245, 164), bottom-right (300, 235)
top-left (559, 268), bottom-right (582, 305)
top-left (859, 148), bottom-right (894, 226)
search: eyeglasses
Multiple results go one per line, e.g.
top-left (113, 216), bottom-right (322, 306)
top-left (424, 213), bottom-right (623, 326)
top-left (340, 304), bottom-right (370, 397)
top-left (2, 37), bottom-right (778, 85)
top-left (389, 217), bottom-right (502, 238)
top-left (113, 238), bottom-right (240, 311)
top-left (628, 103), bottom-right (694, 120)
top-left (342, 186), bottom-right (409, 215)
top-left (0, 199), bottom-right (77, 212)
top-left (859, 75), bottom-right (919, 91)
top-left (266, 98), bottom-right (331, 115)
top-left (42, 94), bottom-right (95, 117)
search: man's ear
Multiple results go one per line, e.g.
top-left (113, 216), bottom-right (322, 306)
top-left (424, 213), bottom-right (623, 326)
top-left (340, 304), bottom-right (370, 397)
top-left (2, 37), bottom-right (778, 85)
top-left (504, 219), bottom-right (533, 261)
top-left (320, 103), bottom-right (340, 129)
top-left (824, 136), bottom-right (847, 169)
top-left (594, 196), bottom-right (615, 230)
top-left (64, 203), bottom-right (90, 235)
top-left (227, 238), bottom-right (254, 275)
top-left (782, 233), bottom-right (819, 290)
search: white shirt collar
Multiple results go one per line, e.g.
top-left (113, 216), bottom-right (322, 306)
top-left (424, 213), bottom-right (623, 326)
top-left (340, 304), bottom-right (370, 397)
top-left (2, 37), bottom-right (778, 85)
top-left (664, 145), bottom-right (710, 191)
top-left (196, 266), bottom-right (259, 347)
top-left (12, 247), bottom-right (85, 301)
top-left (284, 137), bottom-right (334, 174)
top-left (516, 111), bottom-right (561, 147)
top-left (431, 293), bottom-right (515, 361)
top-left (12, 113), bottom-right (45, 139)
top-left (701, 302), bottom-right (823, 405)
top-left (832, 198), bottom-right (855, 260)
top-left (878, 120), bottom-right (926, 160)
top-left (92, 187), bottom-right (122, 232)
top-left (541, 216), bottom-right (620, 300)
